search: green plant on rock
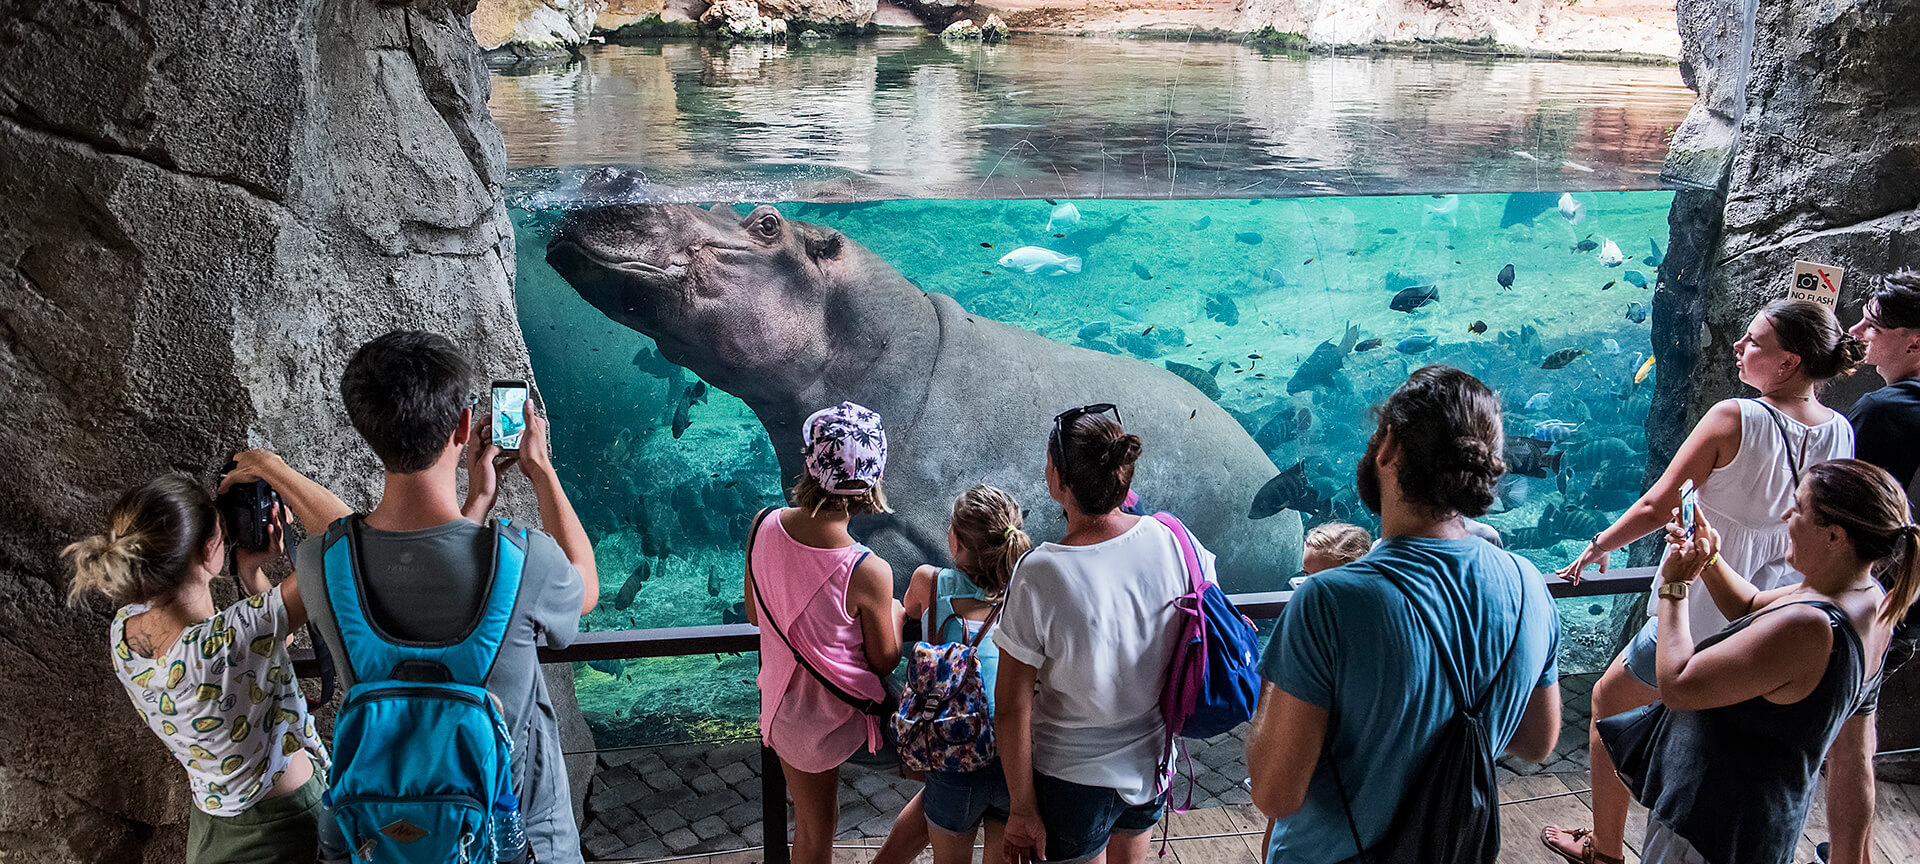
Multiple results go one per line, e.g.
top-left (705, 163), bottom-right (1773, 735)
top-left (1250, 26), bottom-right (1310, 51)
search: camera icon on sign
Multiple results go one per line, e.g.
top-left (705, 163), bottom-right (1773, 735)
top-left (1796, 272), bottom-right (1821, 292)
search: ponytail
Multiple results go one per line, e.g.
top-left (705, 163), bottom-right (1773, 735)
top-left (1884, 523), bottom-right (1920, 629)
top-left (1802, 460), bottom-right (1920, 626)
top-left (64, 474), bottom-right (217, 607)
top-left (948, 485), bottom-right (1031, 600)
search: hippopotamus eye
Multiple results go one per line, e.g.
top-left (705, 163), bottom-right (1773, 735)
top-left (755, 212), bottom-right (781, 237)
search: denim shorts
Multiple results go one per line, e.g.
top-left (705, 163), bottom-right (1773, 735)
top-left (1032, 772), bottom-right (1166, 864)
top-left (1622, 617), bottom-right (1659, 687)
top-left (924, 764), bottom-right (1011, 834)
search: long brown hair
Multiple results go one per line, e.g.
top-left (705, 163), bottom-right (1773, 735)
top-left (1803, 459), bottom-right (1920, 626)
top-left (949, 485), bottom-right (1030, 600)
top-left (1050, 413), bottom-right (1141, 514)
top-left (64, 474), bottom-right (217, 607)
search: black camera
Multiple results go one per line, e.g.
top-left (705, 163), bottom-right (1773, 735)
top-left (215, 460), bottom-right (280, 552)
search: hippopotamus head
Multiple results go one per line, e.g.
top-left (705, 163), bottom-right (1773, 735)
top-left (546, 171), bottom-right (915, 404)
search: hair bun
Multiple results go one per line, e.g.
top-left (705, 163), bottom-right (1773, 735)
top-left (1104, 433), bottom-right (1143, 469)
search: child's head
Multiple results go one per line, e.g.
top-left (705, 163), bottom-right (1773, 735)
top-left (1302, 522), bottom-right (1371, 575)
top-left (790, 401), bottom-right (891, 516)
top-left (65, 473), bottom-right (222, 607)
top-left (947, 485), bottom-right (1030, 600)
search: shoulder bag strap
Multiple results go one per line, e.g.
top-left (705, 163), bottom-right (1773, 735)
top-left (965, 603), bottom-right (1003, 650)
top-left (1754, 398), bottom-right (1809, 490)
top-left (745, 507), bottom-right (890, 716)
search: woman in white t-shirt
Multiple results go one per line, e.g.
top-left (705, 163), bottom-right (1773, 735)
top-left (994, 404), bottom-right (1203, 864)
top-left (64, 452), bottom-right (351, 864)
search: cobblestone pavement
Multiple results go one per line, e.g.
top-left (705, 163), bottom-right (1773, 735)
top-left (580, 672), bottom-right (1601, 862)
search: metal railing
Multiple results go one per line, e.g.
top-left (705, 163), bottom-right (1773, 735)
top-left (296, 566), bottom-right (1656, 864)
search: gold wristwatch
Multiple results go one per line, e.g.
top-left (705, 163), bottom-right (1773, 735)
top-left (1658, 581), bottom-right (1689, 601)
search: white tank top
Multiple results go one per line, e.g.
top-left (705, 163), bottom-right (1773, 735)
top-left (1656, 398), bottom-right (1855, 634)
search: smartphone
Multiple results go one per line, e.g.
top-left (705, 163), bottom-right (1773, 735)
top-left (491, 380), bottom-right (529, 451)
top-left (1679, 479), bottom-right (1698, 538)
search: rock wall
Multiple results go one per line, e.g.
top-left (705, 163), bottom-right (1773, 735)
top-left (1652, 0), bottom-right (1920, 772)
top-left (1231, 0), bottom-right (1682, 57)
top-left (473, 0), bottom-right (604, 56)
top-left (0, 0), bottom-right (584, 859)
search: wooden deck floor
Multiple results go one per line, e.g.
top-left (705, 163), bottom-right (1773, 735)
top-left (661, 776), bottom-right (1920, 864)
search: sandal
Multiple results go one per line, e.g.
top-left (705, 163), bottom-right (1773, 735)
top-left (1540, 825), bottom-right (1625, 864)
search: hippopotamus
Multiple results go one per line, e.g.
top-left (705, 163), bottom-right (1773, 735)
top-left (545, 173), bottom-right (1302, 593)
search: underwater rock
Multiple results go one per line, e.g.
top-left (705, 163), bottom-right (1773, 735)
top-left (549, 196), bottom-right (1300, 593)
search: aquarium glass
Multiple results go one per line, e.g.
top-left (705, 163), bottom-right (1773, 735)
top-left (493, 36), bottom-right (1692, 747)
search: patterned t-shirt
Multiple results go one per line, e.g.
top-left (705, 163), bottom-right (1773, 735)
top-left (111, 588), bottom-right (329, 816)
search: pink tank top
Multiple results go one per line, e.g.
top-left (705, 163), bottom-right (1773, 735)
top-left (751, 510), bottom-right (886, 772)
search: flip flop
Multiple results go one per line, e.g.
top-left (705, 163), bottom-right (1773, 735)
top-left (1539, 825), bottom-right (1624, 864)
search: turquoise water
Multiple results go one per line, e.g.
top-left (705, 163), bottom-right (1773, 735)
top-left (510, 188), bottom-right (1673, 745)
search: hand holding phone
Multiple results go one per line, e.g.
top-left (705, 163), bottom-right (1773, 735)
top-left (491, 380), bottom-right (529, 452)
top-left (1679, 479), bottom-right (1699, 539)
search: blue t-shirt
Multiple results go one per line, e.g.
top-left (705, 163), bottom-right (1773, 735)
top-left (931, 567), bottom-right (1001, 713)
top-left (1259, 536), bottom-right (1560, 864)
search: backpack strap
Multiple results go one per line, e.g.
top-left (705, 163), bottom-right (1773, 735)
top-left (1752, 398), bottom-right (1811, 491)
top-left (321, 515), bottom-right (527, 687)
top-left (1366, 559), bottom-right (1527, 716)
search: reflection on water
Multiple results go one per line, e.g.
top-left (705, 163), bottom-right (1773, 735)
top-left (509, 187), bottom-right (1673, 745)
top-left (489, 35), bottom-right (1694, 201)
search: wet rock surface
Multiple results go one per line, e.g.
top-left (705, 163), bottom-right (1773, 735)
top-left (0, 0), bottom-right (581, 859)
top-left (473, 0), bottom-right (602, 57)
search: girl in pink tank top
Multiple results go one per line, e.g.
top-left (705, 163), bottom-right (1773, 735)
top-left (745, 402), bottom-right (902, 864)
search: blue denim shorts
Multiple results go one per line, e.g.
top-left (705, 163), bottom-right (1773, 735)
top-left (1622, 617), bottom-right (1659, 687)
top-left (1032, 772), bottom-right (1166, 864)
top-left (924, 764), bottom-right (1011, 834)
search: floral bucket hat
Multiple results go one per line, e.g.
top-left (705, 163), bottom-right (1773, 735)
top-left (803, 401), bottom-right (887, 494)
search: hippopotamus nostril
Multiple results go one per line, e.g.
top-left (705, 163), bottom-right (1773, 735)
top-left (580, 167), bottom-right (650, 201)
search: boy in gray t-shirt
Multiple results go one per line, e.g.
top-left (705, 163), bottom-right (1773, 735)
top-left (301, 331), bottom-right (599, 863)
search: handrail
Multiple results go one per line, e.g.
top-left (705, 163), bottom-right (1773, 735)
top-left (290, 563), bottom-right (1654, 864)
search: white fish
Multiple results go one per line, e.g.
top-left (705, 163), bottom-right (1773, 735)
top-left (1046, 202), bottom-right (1080, 233)
top-left (1598, 238), bottom-right (1625, 267)
top-left (1602, 338), bottom-right (1622, 355)
top-left (1558, 192), bottom-right (1585, 224)
top-left (999, 246), bottom-right (1082, 276)
top-left (1524, 392), bottom-right (1553, 411)
top-left (1512, 150), bottom-right (1539, 161)
top-left (1422, 194), bottom-right (1459, 229)
top-left (1560, 159), bottom-right (1595, 173)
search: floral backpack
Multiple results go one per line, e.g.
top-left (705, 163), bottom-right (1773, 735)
top-left (891, 606), bottom-right (1002, 773)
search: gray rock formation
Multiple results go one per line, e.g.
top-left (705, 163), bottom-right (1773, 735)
top-left (1651, 0), bottom-right (1920, 773)
top-left (0, 0), bottom-right (586, 858)
top-left (473, 0), bottom-right (604, 58)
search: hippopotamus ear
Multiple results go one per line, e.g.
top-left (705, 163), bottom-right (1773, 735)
top-left (806, 228), bottom-right (844, 261)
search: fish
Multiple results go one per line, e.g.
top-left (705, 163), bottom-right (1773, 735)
top-left (1253, 405), bottom-right (1311, 450)
top-left (1524, 392), bottom-right (1553, 411)
top-left (1541, 347), bottom-right (1591, 369)
top-left (587, 658), bottom-right (626, 677)
top-left (1287, 323), bottom-right (1360, 394)
top-left (1205, 293), bottom-right (1240, 326)
top-left (671, 399), bottom-right (693, 438)
top-left (1395, 335), bottom-right (1439, 354)
top-left (1262, 267), bottom-right (1288, 287)
top-left (1561, 159), bottom-right (1595, 173)
top-left (1597, 239), bottom-right (1625, 267)
top-left (1077, 321), bottom-right (1112, 341)
top-left (1165, 360), bottom-right (1223, 401)
top-left (1045, 202), bottom-right (1080, 233)
top-left (998, 246), bottom-right (1082, 276)
top-left (1558, 192), bottom-right (1585, 224)
top-left (1513, 150), bottom-right (1540, 161)
top-left (1191, 215), bottom-right (1211, 231)
top-left (1250, 460), bottom-right (1329, 520)
top-left (686, 380), bottom-right (708, 404)
top-left (1643, 239), bottom-right (1664, 267)
top-left (1622, 270), bottom-right (1648, 288)
top-left (706, 568), bottom-right (721, 598)
top-left (1626, 302), bottom-right (1648, 324)
top-left (1497, 263), bottom-right (1516, 290)
top-left (1389, 285), bottom-right (1440, 312)
top-left (722, 601), bottom-right (749, 625)
top-left (1468, 320), bottom-right (1488, 335)
top-left (1142, 325), bottom-right (1156, 337)
top-left (1532, 419), bottom-right (1582, 442)
top-left (1353, 337), bottom-right (1383, 352)
top-left (1500, 191), bottom-right (1561, 228)
top-left (1602, 338), bottom-right (1622, 355)
top-left (1116, 332), bottom-right (1161, 359)
top-left (1379, 227), bottom-right (1399, 235)
top-left (613, 560), bottom-right (650, 610)
top-left (1600, 281), bottom-right (1616, 291)
top-left (1634, 354), bottom-right (1657, 383)
top-left (1504, 436), bottom-right (1563, 478)
top-left (1423, 194), bottom-right (1459, 229)
top-left (1235, 231), bottom-right (1264, 245)
top-left (980, 242), bottom-right (993, 248)
top-left (1131, 262), bottom-right (1154, 280)
top-left (1488, 474), bottom-right (1532, 514)
top-left (1302, 257), bottom-right (1315, 265)
top-left (1115, 302), bottom-right (1146, 322)
top-left (1573, 236), bottom-right (1599, 253)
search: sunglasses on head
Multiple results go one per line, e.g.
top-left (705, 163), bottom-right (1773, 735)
top-left (1050, 403), bottom-right (1121, 477)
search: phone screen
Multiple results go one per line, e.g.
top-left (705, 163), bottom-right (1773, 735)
top-left (1679, 479), bottom-right (1698, 538)
top-left (492, 383), bottom-right (529, 451)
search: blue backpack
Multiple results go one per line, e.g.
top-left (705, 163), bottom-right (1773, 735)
top-left (1153, 513), bottom-right (1262, 804)
top-left (319, 516), bottom-right (526, 864)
